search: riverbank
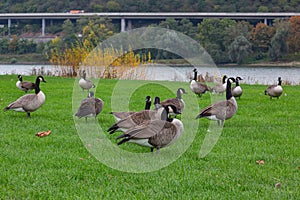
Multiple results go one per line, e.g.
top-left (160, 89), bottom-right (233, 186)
top-left (1, 54), bottom-right (300, 68)
top-left (0, 53), bottom-right (49, 65)
top-left (219, 61), bottom-right (300, 68)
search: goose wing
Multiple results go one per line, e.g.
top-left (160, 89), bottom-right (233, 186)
top-left (110, 111), bottom-right (136, 120)
top-left (94, 98), bottom-right (103, 115)
top-left (197, 100), bottom-right (228, 119)
top-left (113, 110), bottom-right (156, 128)
top-left (193, 82), bottom-right (210, 94)
top-left (75, 98), bottom-right (97, 117)
top-left (160, 98), bottom-right (181, 110)
top-left (117, 120), bottom-right (179, 148)
top-left (21, 81), bottom-right (35, 90)
top-left (265, 84), bottom-right (276, 94)
top-left (5, 94), bottom-right (37, 109)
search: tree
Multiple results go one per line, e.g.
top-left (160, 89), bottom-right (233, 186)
top-left (224, 21), bottom-right (253, 48)
top-left (250, 22), bottom-right (275, 54)
top-left (197, 18), bottom-right (236, 63)
top-left (269, 20), bottom-right (289, 61)
top-left (287, 16), bottom-right (300, 53)
top-left (62, 19), bottom-right (77, 48)
top-left (228, 35), bottom-right (252, 64)
top-left (106, 0), bottom-right (121, 11)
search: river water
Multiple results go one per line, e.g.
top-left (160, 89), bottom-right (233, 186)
top-left (0, 64), bottom-right (300, 85)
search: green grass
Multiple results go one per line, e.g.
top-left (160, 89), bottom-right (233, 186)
top-left (0, 75), bottom-right (299, 199)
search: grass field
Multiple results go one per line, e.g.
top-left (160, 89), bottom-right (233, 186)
top-left (0, 75), bottom-right (299, 199)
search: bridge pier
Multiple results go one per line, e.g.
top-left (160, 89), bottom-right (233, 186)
top-left (121, 18), bottom-right (126, 32)
top-left (8, 18), bottom-right (11, 36)
top-left (264, 18), bottom-right (268, 25)
top-left (42, 18), bottom-right (45, 36)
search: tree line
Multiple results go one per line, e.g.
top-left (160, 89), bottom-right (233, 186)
top-left (1, 16), bottom-right (300, 65)
top-left (1, 0), bottom-right (300, 13)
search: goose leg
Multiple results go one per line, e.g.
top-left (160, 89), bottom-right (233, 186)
top-left (27, 112), bottom-right (30, 118)
top-left (156, 147), bottom-right (160, 154)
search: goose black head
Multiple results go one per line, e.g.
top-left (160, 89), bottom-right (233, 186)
top-left (222, 75), bottom-right (228, 83)
top-left (154, 96), bottom-right (161, 109)
top-left (145, 95), bottom-right (151, 102)
top-left (278, 77), bottom-right (282, 85)
top-left (178, 88), bottom-right (188, 94)
top-left (37, 76), bottom-right (46, 83)
top-left (145, 96), bottom-right (152, 110)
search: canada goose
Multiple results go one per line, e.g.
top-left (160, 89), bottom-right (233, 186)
top-left (190, 68), bottom-right (211, 97)
top-left (212, 75), bottom-right (227, 94)
top-left (265, 77), bottom-right (283, 99)
top-left (196, 77), bottom-right (237, 126)
top-left (231, 77), bottom-right (243, 99)
top-left (110, 96), bottom-right (151, 121)
top-left (16, 75), bottom-right (36, 92)
top-left (160, 88), bottom-right (187, 116)
top-left (4, 76), bottom-right (46, 117)
top-left (79, 70), bottom-right (95, 92)
top-left (107, 97), bottom-right (180, 134)
top-left (75, 91), bottom-right (104, 122)
top-left (116, 109), bottom-right (184, 153)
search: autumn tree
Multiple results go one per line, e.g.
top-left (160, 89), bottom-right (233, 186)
top-left (287, 16), bottom-right (300, 53)
top-left (250, 22), bottom-right (275, 54)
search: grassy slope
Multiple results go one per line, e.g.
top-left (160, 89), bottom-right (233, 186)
top-left (0, 75), bottom-right (299, 199)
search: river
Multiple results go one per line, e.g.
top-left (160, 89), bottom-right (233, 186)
top-left (0, 64), bottom-right (299, 85)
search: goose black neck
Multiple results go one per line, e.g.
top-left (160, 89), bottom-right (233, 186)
top-left (226, 79), bottom-right (233, 100)
top-left (83, 71), bottom-right (86, 79)
top-left (176, 89), bottom-right (182, 99)
top-left (34, 77), bottom-right (41, 94)
top-left (236, 78), bottom-right (240, 86)
top-left (278, 79), bottom-right (282, 85)
top-left (222, 76), bottom-right (227, 84)
top-left (18, 76), bottom-right (23, 81)
top-left (145, 101), bottom-right (151, 110)
top-left (193, 70), bottom-right (197, 81)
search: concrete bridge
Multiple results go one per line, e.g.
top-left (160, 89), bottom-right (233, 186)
top-left (0, 12), bottom-right (300, 36)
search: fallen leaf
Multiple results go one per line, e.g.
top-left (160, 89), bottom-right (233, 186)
top-left (256, 159), bottom-right (264, 165)
top-left (36, 130), bottom-right (51, 137)
top-left (275, 182), bottom-right (281, 188)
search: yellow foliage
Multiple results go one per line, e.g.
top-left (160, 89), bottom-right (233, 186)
top-left (48, 37), bottom-right (152, 79)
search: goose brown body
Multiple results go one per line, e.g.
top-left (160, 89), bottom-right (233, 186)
top-left (75, 92), bottom-right (103, 121)
top-left (265, 77), bottom-right (283, 99)
top-left (16, 75), bottom-right (36, 92)
top-left (116, 111), bottom-right (184, 153)
top-left (4, 76), bottom-right (46, 117)
top-left (196, 77), bottom-right (237, 126)
top-left (160, 88), bottom-right (187, 116)
top-left (79, 70), bottom-right (95, 92)
top-left (190, 69), bottom-right (211, 97)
